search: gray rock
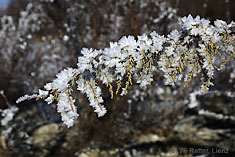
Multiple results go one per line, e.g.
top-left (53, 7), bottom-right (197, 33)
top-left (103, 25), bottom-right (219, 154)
top-left (29, 123), bottom-right (61, 148)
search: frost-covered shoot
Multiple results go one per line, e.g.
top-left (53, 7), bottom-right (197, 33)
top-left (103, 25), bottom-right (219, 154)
top-left (16, 15), bottom-right (235, 128)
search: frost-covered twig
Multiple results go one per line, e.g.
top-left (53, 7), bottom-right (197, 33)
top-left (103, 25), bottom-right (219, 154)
top-left (198, 109), bottom-right (235, 121)
top-left (0, 106), bottom-right (18, 126)
top-left (17, 15), bottom-right (235, 127)
top-left (0, 91), bottom-right (19, 126)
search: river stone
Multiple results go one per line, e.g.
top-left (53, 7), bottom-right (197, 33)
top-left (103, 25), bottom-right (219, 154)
top-left (29, 123), bottom-right (61, 148)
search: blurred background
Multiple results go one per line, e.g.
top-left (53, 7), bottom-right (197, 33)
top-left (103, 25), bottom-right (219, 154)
top-left (0, 0), bottom-right (234, 156)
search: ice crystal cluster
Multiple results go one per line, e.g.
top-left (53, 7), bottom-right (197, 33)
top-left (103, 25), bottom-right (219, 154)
top-left (17, 15), bottom-right (235, 128)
